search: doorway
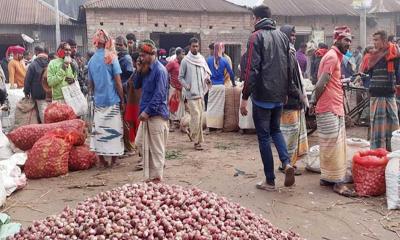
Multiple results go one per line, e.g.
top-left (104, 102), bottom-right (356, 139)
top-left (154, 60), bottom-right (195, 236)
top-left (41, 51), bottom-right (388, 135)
top-left (224, 44), bottom-right (241, 75)
top-left (150, 32), bottom-right (200, 55)
top-left (0, 34), bottom-right (25, 58)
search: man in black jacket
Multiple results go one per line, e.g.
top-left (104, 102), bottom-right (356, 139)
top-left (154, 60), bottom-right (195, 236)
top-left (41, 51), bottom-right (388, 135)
top-left (240, 5), bottom-right (295, 191)
top-left (24, 47), bottom-right (49, 123)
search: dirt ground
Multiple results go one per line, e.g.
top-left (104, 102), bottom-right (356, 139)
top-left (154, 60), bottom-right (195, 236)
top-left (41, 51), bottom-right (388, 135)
top-left (2, 126), bottom-right (400, 240)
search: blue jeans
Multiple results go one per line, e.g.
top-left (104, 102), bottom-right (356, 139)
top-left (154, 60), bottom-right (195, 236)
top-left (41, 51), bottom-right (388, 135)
top-left (252, 103), bottom-right (290, 182)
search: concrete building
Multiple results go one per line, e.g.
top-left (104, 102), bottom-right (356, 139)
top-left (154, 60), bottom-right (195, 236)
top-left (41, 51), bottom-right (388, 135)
top-left (0, 0), bottom-right (87, 57)
top-left (81, 0), bottom-right (253, 71)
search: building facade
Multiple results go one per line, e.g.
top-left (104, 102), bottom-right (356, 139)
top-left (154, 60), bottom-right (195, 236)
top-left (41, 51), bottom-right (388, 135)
top-left (83, 0), bottom-right (253, 71)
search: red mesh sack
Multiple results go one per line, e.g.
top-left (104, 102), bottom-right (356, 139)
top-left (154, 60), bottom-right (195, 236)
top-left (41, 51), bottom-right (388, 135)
top-left (7, 119), bottom-right (86, 151)
top-left (69, 145), bottom-right (97, 171)
top-left (46, 128), bottom-right (86, 146)
top-left (44, 102), bottom-right (77, 123)
top-left (24, 135), bottom-right (72, 179)
top-left (352, 148), bottom-right (389, 196)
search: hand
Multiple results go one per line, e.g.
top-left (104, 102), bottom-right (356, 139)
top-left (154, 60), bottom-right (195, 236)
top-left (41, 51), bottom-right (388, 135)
top-left (10, 84), bottom-right (16, 89)
top-left (24, 93), bottom-right (30, 99)
top-left (240, 99), bottom-right (248, 116)
top-left (139, 112), bottom-right (150, 121)
top-left (120, 102), bottom-right (126, 113)
top-left (66, 77), bottom-right (75, 84)
top-left (62, 62), bottom-right (69, 70)
top-left (309, 104), bottom-right (316, 116)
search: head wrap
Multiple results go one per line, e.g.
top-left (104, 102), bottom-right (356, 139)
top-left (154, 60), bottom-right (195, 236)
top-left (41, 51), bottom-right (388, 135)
top-left (334, 26), bottom-right (352, 42)
top-left (92, 29), bottom-right (116, 64)
top-left (214, 42), bottom-right (224, 69)
top-left (139, 40), bottom-right (157, 55)
top-left (7, 45), bottom-right (25, 56)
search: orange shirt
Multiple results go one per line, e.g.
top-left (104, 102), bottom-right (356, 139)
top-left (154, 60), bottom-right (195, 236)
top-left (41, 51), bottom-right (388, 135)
top-left (316, 46), bottom-right (345, 116)
top-left (8, 59), bottom-right (26, 88)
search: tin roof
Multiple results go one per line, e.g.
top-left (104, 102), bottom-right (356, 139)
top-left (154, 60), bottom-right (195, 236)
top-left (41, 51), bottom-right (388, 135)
top-left (0, 0), bottom-right (75, 26)
top-left (264, 0), bottom-right (400, 16)
top-left (84, 0), bottom-right (250, 13)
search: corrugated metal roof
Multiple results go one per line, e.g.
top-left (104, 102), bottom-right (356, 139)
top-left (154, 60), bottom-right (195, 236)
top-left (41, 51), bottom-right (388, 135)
top-left (264, 0), bottom-right (358, 16)
top-left (0, 0), bottom-right (75, 25)
top-left (84, 0), bottom-right (250, 13)
top-left (264, 0), bottom-right (400, 16)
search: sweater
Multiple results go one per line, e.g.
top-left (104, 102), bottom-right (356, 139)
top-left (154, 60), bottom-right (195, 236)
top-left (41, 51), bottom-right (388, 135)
top-left (47, 58), bottom-right (76, 100)
top-left (8, 59), bottom-right (26, 88)
top-left (179, 57), bottom-right (209, 100)
top-left (369, 57), bottom-right (396, 98)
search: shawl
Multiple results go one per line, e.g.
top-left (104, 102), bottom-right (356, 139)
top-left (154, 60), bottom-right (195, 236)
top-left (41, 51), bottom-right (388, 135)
top-left (368, 43), bottom-right (399, 73)
top-left (185, 51), bottom-right (211, 75)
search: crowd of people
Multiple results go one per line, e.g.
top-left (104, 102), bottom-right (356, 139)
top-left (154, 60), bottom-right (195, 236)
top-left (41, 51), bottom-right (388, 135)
top-left (1, 4), bottom-right (400, 197)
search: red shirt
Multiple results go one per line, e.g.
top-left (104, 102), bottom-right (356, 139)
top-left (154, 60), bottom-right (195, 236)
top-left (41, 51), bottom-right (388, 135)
top-left (166, 59), bottom-right (182, 90)
top-left (316, 46), bottom-right (345, 116)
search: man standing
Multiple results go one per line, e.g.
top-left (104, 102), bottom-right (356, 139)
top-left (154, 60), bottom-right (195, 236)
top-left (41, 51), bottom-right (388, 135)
top-left (8, 46), bottom-right (26, 89)
top-left (166, 47), bottom-right (185, 131)
top-left (179, 38), bottom-right (211, 150)
top-left (240, 5), bottom-right (295, 191)
top-left (351, 46), bottom-right (363, 73)
top-left (115, 36), bottom-right (135, 156)
top-left (206, 42), bottom-right (235, 132)
top-left (279, 25), bottom-right (309, 176)
top-left (126, 33), bottom-right (138, 57)
top-left (134, 40), bottom-right (169, 182)
top-left (89, 29), bottom-right (125, 167)
top-left (296, 43), bottom-right (308, 75)
top-left (47, 42), bottom-right (76, 103)
top-left (310, 43), bottom-right (329, 85)
top-left (66, 39), bottom-right (87, 95)
top-left (368, 31), bottom-right (399, 151)
top-left (312, 26), bottom-right (356, 196)
top-left (24, 47), bottom-right (49, 123)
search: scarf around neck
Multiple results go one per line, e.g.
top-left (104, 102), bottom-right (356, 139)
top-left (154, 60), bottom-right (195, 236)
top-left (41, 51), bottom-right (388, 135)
top-left (368, 43), bottom-right (399, 73)
top-left (185, 51), bottom-right (211, 75)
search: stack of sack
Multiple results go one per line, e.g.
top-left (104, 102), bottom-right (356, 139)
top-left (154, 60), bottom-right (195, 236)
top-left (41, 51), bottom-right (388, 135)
top-left (7, 103), bottom-right (96, 180)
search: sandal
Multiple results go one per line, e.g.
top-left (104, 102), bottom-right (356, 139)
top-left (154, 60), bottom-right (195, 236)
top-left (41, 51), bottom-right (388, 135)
top-left (333, 184), bottom-right (358, 197)
top-left (194, 143), bottom-right (204, 151)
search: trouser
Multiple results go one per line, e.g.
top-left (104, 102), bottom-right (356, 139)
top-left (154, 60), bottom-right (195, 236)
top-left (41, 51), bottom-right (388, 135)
top-left (35, 99), bottom-right (48, 123)
top-left (135, 117), bottom-right (169, 180)
top-left (252, 103), bottom-right (290, 182)
top-left (188, 98), bottom-right (204, 144)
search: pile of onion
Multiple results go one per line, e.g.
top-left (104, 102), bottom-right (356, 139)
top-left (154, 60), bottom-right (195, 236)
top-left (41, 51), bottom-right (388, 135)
top-left (10, 183), bottom-right (302, 240)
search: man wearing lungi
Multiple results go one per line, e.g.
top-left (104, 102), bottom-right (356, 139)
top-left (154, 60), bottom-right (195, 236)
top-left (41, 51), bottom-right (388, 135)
top-left (134, 40), bottom-right (169, 183)
top-left (367, 30), bottom-right (399, 151)
top-left (206, 42), bottom-right (235, 132)
top-left (312, 26), bottom-right (356, 197)
top-left (88, 29), bottom-right (125, 167)
top-left (240, 5), bottom-right (295, 191)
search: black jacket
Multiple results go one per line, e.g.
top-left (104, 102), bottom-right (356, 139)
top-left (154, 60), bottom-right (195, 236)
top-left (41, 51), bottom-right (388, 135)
top-left (24, 56), bottom-right (48, 100)
top-left (242, 18), bottom-right (291, 103)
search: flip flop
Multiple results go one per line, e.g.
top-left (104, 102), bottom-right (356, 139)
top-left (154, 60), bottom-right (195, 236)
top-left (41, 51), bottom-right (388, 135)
top-left (333, 184), bottom-right (358, 198)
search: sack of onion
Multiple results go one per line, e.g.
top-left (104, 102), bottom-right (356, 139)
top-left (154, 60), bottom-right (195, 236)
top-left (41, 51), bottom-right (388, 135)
top-left (10, 183), bottom-right (302, 240)
top-left (352, 148), bottom-right (389, 197)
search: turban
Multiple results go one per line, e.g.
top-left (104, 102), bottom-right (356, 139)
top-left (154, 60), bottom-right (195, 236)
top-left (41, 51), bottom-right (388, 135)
top-left (334, 26), bottom-right (352, 42)
top-left (158, 49), bottom-right (167, 56)
top-left (7, 45), bottom-right (25, 55)
top-left (139, 40), bottom-right (157, 55)
top-left (92, 29), bottom-right (116, 64)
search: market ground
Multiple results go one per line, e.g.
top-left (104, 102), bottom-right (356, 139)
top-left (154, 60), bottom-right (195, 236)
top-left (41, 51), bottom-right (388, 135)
top-left (2, 126), bottom-right (400, 240)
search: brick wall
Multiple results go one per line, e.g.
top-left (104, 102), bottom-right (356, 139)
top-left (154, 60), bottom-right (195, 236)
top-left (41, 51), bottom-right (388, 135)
top-left (86, 9), bottom-right (253, 55)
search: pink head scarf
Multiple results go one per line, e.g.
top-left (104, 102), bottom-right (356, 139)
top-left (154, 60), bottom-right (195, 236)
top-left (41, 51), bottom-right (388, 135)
top-left (213, 42), bottom-right (224, 69)
top-left (92, 29), bottom-right (116, 64)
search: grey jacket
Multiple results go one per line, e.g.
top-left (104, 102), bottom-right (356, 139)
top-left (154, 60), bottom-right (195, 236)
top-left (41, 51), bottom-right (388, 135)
top-left (179, 58), bottom-right (209, 100)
